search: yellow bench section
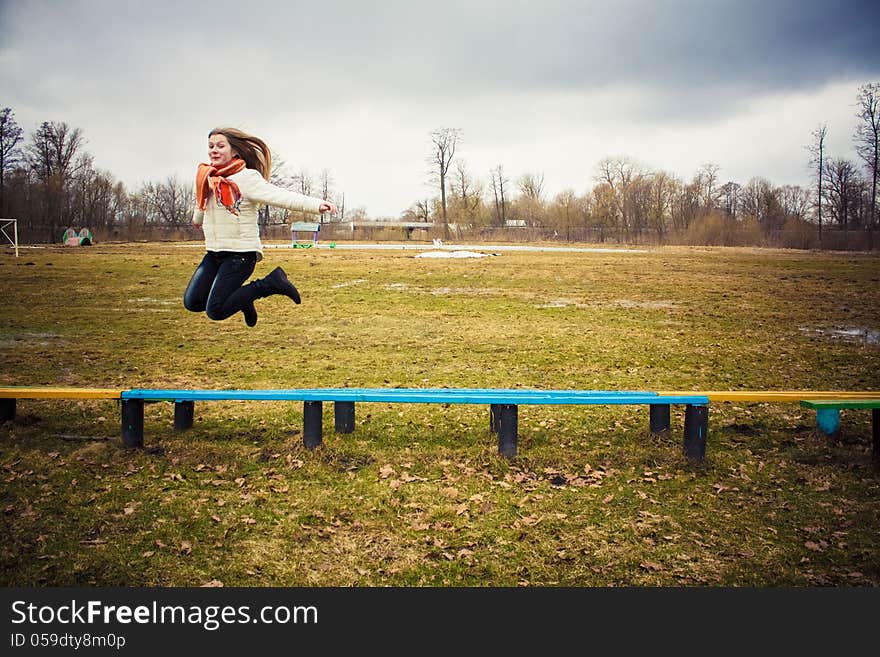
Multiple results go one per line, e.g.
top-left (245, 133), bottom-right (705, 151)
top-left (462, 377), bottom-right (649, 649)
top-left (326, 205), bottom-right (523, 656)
top-left (0, 386), bottom-right (123, 399)
top-left (658, 391), bottom-right (880, 402)
top-left (0, 387), bottom-right (122, 423)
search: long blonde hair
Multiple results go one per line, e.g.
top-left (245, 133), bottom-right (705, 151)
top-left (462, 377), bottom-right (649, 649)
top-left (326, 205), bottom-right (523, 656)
top-left (209, 127), bottom-right (272, 180)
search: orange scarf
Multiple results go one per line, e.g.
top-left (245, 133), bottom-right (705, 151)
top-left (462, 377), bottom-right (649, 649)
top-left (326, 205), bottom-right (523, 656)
top-left (195, 158), bottom-right (247, 215)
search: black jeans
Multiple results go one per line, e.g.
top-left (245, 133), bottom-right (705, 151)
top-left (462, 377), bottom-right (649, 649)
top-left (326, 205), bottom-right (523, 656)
top-left (183, 251), bottom-right (259, 321)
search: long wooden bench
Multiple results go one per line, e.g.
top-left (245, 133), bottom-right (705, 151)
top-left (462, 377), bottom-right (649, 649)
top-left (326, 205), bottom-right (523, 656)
top-left (800, 399), bottom-right (880, 458)
top-left (119, 388), bottom-right (710, 460)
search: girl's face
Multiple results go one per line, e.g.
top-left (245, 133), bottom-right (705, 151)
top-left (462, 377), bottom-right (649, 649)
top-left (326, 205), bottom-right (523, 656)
top-left (208, 134), bottom-right (236, 167)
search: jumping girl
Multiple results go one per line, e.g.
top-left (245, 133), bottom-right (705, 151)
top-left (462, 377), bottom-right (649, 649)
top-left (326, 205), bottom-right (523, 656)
top-left (183, 127), bottom-right (337, 327)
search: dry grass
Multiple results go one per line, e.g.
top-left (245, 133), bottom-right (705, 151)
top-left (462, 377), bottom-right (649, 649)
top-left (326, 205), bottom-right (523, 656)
top-left (1, 240), bottom-right (879, 586)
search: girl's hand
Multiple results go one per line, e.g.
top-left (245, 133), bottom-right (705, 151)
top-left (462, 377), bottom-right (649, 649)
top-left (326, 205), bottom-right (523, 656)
top-left (319, 202), bottom-right (338, 216)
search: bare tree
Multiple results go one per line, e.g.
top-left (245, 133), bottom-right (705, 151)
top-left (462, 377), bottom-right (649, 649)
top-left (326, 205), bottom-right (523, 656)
top-left (740, 177), bottom-right (784, 232)
top-left (807, 123), bottom-right (827, 240)
top-left (778, 185), bottom-right (811, 222)
top-left (516, 172), bottom-right (546, 227)
top-left (401, 199), bottom-right (431, 223)
top-left (27, 121), bottom-right (85, 180)
top-left (428, 127), bottom-right (460, 239)
top-left (595, 157), bottom-right (643, 239)
top-left (139, 175), bottom-right (191, 226)
top-left (696, 162), bottom-right (721, 211)
top-left (291, 168), bottom-right (313, 196)
top-left (0, 108), bottom-right (23, 215)
top-left (646, 171), bottom-right (678, 243)
top-left (489, 164), bottom-right (508, 226)
top-left (72, 164), bottom-right (118, 231)
top-left (291, 168), bottom-right (314, 222)
top-left (450, 160), bottom-right (483, 226)
top-left (854, 83), bottom-right (879, 237)
top-left (549, 189), bottom-right (580, 241)
top-left (318, 168), bottom-right (334, 222)
top-left (719, 181), bottom-right (741, 218)
top-left (26, 121), bottom-right (87, 237)
top-left (823, 158), bottom-right (861, 231)
top-left (518, 172), bottom-right (545, 201)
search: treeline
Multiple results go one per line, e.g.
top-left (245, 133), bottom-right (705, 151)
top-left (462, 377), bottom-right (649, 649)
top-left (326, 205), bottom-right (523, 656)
top-left (0, 110), bottom-right (341, 244)
top-left (415, 83), bottom-right (879, 250)
top-left (2, 82), bottom-right (878, 250)
top-left (0, 112), bottom-right (197, 243)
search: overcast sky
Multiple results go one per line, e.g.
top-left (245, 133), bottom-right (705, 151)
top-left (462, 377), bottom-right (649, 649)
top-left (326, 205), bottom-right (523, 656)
top-left (2, 0), bottom-right (879, 217)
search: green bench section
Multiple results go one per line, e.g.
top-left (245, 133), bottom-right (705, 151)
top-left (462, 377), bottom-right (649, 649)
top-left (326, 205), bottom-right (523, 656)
top-left (119, 388), bottom-right (710, 461)
top-left (800, 399), bottom-right (880, 457)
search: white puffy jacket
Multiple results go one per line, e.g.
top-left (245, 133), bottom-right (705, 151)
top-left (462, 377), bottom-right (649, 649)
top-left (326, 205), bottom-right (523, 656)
top-left (192, 168), bottom-right (324, 261)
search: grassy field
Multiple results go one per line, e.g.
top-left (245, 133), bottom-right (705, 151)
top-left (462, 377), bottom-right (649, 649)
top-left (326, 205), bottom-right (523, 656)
top-left (1, 240), bottom-right (879, 586)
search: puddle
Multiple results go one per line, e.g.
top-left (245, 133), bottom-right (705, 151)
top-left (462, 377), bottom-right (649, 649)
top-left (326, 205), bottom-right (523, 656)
top-left (799, 326), bottom-right (880, 345)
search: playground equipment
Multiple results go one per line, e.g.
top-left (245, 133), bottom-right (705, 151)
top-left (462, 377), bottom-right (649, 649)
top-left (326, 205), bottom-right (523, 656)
top-left (290, 221), bottom-right (320, 248)
top-left (1, 218), bottom-right (19, 256)
top-left (62, 227), bottom-right (94, 246)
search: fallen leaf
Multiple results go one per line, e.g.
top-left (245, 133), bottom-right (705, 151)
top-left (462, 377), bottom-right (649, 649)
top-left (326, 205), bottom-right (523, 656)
top-left (200, 580), bottom-right (224, 587)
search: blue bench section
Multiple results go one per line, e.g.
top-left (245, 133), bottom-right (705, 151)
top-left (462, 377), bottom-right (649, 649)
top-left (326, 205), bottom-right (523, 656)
top-left (120, 388), bottom-right (710, 460)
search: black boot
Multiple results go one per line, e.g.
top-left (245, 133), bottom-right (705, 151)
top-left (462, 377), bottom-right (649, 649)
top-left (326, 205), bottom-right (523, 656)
top-left (243, 302), bottom-right (258, 327)
top-left (263, 267), bottom-right (301, 304)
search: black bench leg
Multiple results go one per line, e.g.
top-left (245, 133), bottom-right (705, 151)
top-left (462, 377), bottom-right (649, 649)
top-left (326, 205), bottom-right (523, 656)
top-left (121, 399), bottom-right (144, 448)
top-left (303, 400), bottom-right (323, 449)
top-left (489, 403), bottom-right (501, 434)
top-left (649, 403), bottom-right (671, 434)
top-left (683, 404), bottom-right (708, 463)
top-left (334, 401), bottom-right (355, 434)
top-left (174, 401), bottom-right (194, 431)
top-left (0, 398), bottom-right (15, 422)
top-left (497, 404), bottom-right (518, 460)
top-left (873, 408), bottom-right (879, 461)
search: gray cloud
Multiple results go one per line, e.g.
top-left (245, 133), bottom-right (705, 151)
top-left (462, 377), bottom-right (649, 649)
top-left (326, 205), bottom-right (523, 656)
top-left (1, 0), bottom-right (878, 215)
